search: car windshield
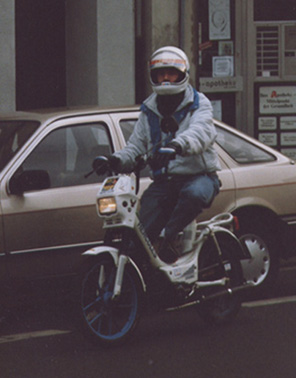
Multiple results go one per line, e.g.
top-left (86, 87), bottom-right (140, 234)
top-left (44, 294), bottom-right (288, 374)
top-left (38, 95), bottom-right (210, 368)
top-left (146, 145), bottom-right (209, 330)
top-left (215, 125), bottom-right (276, 164)
top-left (0, 120), bottom-right (40, 171)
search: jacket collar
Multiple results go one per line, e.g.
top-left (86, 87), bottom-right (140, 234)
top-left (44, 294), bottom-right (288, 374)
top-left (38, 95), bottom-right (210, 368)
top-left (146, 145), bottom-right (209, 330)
top-left (143, 85), bottom-right (195, 117)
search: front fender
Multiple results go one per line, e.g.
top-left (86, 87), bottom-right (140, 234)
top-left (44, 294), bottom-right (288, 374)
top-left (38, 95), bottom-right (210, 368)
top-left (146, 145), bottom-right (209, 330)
top-left (82, 246), bottom-right (120, 265)
top-left (82, 246), bottom-right (146, 293)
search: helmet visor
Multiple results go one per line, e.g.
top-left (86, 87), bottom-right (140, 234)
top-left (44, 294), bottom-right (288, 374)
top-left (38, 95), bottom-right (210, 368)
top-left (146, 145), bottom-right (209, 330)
top-left (150, 58), bottom-right (187, 73)
top-left (150, 67), bottom-right (186, 84)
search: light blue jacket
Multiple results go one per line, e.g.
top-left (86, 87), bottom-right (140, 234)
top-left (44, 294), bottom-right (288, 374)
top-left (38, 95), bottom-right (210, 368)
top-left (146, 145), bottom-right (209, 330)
top-left (115, 85), bottom-right (221, 176)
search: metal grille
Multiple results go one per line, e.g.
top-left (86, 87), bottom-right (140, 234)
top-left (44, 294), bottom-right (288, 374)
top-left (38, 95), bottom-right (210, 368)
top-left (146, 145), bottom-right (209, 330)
top-left (256, 26), bottom-right (280, 77)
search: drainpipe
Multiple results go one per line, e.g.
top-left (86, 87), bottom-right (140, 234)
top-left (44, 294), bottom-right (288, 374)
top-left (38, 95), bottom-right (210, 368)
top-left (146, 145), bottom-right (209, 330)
top-left (179, 0), bottom-right (185, 49)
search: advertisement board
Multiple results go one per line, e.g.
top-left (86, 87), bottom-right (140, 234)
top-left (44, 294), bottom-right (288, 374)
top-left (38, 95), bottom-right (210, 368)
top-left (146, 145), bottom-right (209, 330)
top-left (255, 84), bottom-right (296, 159)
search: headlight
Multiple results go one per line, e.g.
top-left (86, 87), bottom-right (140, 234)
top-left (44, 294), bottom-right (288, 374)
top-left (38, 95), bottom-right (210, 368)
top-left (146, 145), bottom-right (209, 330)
top-left (98, 197), bottom-right (117, 215)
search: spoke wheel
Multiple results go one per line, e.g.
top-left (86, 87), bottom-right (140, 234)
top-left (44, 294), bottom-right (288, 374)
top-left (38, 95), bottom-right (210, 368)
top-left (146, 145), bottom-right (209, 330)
top-left (81, 257), bottom-right (140, 346)
top-left (197, 234), bottom-right (243, 325)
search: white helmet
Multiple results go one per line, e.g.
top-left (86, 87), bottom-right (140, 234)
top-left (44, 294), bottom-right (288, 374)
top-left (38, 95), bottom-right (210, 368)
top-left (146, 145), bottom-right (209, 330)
top-left (149, 46), bottom-right (190, 95)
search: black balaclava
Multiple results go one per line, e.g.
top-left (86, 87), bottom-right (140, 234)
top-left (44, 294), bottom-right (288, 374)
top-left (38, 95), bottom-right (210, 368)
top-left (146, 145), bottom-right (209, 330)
top-left (156, 91), bottom-right (185, 117)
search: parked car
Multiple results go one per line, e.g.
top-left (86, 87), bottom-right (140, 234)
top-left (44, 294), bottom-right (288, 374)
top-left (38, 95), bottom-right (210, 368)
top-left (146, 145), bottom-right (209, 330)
top-left (1, 106), bottom-right (296, 299)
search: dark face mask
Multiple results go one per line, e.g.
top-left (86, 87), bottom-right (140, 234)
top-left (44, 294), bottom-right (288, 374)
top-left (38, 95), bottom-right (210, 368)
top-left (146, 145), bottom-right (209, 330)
top-left (160, 116), bottom-right (179, 134)
top-left (156, 91), bottom-right (185, 117)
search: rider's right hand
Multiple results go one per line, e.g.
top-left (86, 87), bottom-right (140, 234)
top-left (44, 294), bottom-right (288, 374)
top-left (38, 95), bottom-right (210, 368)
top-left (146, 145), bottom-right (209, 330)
top-left (108, 155), bottom-right (121, 173)
top-left (92, 155), bottom-right (121, 175)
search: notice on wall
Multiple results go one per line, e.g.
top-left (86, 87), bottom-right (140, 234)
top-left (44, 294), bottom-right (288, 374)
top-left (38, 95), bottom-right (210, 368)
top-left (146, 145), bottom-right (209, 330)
top-left (280, 116), bottom-right (296, 130)
top-left (258, 117), bottom-right (277, 130)
top-left (211, 100), bottom-right (222, 120)
top-left (280, 132), bottom-right (296, 146)
top-left (218, 41), bottom-right (233, 56)
top-left (259, 86), bottom-right (296, 114)
top-left (209, 0), bottom-right (231, 40)
top-left (212, 56), bottom-right (234, 77)
top-left (258, 133), bottom-right (277, 147)
top-left (281, 148), bottom-right (296, 161)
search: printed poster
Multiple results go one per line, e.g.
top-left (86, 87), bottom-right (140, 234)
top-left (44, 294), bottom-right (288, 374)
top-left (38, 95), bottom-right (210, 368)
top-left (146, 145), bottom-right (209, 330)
top-left (209, 0), bottom-right (231, 40)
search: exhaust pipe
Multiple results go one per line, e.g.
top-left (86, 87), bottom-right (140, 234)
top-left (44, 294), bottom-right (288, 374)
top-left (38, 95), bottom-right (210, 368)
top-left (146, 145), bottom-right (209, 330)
top-left (166, 282), bottom-right (253, 312)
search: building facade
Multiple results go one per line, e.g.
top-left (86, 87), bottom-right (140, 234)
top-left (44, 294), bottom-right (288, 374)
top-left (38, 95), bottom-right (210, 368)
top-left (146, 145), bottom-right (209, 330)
top-left (1, 0), bottom-right (296, 155)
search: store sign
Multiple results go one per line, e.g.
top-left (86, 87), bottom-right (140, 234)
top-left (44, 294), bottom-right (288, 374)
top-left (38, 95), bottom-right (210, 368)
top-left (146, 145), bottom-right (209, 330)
top-left (259, 86), bottom-right (296, 114)
top-left (199, 76), bottom-right (243, 93)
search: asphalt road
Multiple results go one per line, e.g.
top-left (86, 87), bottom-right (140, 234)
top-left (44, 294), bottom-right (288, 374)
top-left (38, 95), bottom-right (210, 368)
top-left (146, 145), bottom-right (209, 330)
top-left (1, 264), bottom-right (296, 378)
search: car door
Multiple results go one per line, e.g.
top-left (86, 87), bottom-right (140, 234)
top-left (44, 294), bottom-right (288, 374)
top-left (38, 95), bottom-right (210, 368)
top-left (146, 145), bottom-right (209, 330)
top-left (201, 144), bottom-right (237, 220)
top-left (0, 114), bottom-right (120, 280)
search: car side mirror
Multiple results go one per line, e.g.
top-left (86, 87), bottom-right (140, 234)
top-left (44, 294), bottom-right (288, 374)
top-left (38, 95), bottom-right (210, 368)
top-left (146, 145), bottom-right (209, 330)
top-left (9, 170), bottom-right (51, 195)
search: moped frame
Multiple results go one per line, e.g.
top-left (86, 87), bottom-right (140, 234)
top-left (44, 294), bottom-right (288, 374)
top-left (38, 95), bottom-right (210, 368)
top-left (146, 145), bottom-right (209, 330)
top-left (83, 209), bottom-right (245, 300)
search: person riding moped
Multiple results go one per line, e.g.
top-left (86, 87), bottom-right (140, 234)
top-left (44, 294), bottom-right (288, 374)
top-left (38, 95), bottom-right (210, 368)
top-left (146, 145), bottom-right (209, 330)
top-left (106, 46), bottom-right (221, 263)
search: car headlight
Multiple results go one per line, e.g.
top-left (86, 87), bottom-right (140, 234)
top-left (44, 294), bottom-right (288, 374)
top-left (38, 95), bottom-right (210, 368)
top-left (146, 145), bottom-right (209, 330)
top-left (98, 197), bottom-right (117, 215)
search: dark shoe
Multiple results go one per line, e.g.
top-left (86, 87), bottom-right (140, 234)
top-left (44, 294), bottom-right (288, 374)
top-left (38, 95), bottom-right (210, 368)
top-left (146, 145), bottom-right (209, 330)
top-left (158, 239), bottom-right (179, 264)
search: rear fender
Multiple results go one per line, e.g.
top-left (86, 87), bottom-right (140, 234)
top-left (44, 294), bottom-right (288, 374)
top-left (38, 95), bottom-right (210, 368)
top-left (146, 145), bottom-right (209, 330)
top-left (214, 227), bottom-right (250, 260)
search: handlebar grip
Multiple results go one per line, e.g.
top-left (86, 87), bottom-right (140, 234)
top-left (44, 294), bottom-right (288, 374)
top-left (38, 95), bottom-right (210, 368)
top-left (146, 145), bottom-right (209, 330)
top-left (92, 156), bottom-right (109, 175)
top-left (157, 147), bottom-right (176, 158)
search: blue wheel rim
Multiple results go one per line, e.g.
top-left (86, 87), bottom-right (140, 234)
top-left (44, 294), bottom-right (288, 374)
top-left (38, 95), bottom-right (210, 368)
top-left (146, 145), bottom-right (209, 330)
top-left (82, 261), bottom-right (138, 341)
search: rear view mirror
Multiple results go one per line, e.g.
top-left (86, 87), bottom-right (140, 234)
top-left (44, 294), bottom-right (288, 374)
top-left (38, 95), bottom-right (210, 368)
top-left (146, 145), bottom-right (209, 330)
top-left (9, 170), bottom-right (51, 195)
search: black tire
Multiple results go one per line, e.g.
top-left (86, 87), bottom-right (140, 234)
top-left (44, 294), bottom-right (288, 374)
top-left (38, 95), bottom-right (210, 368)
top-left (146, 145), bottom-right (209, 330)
top-left (237, 218), bottom-right (279, 293)
top-left (197, 233), bottom-right (243, 325)
top-left (81, 257), bottom-right (141, 347)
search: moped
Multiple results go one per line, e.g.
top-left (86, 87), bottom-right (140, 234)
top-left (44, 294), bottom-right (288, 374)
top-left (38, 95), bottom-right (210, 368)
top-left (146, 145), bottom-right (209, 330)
top-left (80, 153), bottom-right (253, 346)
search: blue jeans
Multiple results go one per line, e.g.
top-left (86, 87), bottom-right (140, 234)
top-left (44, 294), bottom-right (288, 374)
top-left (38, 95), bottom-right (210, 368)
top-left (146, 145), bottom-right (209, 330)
top-left (139, 173), bottom-right (220, 242)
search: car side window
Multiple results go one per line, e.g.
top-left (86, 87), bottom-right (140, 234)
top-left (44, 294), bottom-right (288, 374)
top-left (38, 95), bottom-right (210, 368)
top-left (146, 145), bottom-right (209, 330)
top-left (119, 119), bottom-right (137, 142)
top-left (16, 123), bottom-right (113, 188)
top-left (215, 125), bottom-right (276, 164)
top-left (0, 121), bottom-right (40, 171)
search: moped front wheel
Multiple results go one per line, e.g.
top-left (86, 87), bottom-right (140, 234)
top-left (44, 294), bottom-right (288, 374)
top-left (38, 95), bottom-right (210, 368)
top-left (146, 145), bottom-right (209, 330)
top-left (81, 257), bottom-right (141, 346)
top-left (197, 234), bottom-right (243, 325)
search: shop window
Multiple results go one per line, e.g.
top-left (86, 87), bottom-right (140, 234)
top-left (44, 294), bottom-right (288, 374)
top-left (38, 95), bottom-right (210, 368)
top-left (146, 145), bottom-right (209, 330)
top-left (256, 26), bottom-right (280, 77)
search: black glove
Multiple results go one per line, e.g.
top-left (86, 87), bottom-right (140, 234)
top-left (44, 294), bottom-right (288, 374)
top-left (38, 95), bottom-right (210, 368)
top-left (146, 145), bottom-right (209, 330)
top-left (108, 155), bottom-right (122, 173)
top-left (166, 141), bottom-right (182, 155)
top-left (134, 155), bottom-right (146, 171)
top-left (92, 155), bottom-right (121, 175)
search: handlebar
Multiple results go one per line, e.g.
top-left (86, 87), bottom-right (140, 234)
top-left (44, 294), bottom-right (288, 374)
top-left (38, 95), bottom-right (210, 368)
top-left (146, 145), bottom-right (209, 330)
top-left (87, 154), bottom-right (148, 194)
top-left (156, 146), bottom-right (176, 157)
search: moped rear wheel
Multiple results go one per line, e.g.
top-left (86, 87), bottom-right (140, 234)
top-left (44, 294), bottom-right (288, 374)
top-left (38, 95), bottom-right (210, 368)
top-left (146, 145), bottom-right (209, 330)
top-left (81, 257), bottom-right (140, 346)
top-left (197, 234), bottom-right (243, 325)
